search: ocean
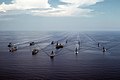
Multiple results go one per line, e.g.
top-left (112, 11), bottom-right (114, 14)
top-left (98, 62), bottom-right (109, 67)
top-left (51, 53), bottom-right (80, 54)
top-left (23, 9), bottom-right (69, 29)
top-left (0, 31), bottom-right (120, 80)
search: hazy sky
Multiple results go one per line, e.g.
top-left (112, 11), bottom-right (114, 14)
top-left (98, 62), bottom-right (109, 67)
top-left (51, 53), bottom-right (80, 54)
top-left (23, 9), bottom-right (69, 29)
top-left (0, 0), bottom-right (120, 31)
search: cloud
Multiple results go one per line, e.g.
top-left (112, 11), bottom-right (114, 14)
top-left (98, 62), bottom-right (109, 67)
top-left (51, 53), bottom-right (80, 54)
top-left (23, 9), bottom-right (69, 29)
top-left (0, 0), bottom-right (104, 17)
top-left (30, 7), bottom-right (93, 17)
top-left (0, 0), bottom-right (50, 12)
top-left (60, 0), bottom-right (103, 7)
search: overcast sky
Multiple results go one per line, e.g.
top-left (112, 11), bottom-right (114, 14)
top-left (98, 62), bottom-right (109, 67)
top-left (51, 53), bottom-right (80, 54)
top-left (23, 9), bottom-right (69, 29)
top-left (0, 0), bottom-right (120, 31)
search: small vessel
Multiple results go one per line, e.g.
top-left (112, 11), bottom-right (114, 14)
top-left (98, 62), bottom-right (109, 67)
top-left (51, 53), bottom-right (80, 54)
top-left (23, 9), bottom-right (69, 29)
top-left (50, 51), bottom-right (55, 58)
top-left (8, 43), bottom-right (13, 48)
top-left (75, 48), bottom-right (78, 54)
top-left (51, 41), bottom-right (54, 45)
top-left (30, 42), bottom-right (35, 46)
top-left (66, 40), bottom-right (68, 43)
top-left (32, 49), bottom-right (39, 55)
top-left (9, 46), bottom-right (17, 52)
top-left (56, 44), bottom-right (64, 49)
top-left (102, 47), bottom-right (106, 52)
top-left (98, 43), bottom-right (100, 47)
top-left (75, 51), bottom-right (79, 54)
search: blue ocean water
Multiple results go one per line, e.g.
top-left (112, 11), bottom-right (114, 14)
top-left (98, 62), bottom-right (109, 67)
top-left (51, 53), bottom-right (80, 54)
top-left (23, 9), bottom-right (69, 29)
top-left (0, 31), bottom-right (120, 80)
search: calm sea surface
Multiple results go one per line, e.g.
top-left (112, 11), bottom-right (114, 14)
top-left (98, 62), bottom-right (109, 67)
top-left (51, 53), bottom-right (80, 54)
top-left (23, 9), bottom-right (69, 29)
top-left (0, 31), bottom-right (120, 80)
